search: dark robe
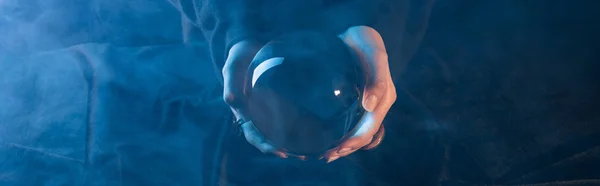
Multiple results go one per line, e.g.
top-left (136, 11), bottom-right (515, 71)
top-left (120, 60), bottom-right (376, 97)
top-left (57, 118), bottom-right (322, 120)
top-left (170, 0), bottom-right (600, 185)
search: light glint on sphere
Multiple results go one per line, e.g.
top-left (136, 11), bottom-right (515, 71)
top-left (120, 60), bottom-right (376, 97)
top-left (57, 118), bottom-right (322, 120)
top-left (334, 90), bottom-right (341, 96)
top-left (246, 30), bottom-right (365, 155)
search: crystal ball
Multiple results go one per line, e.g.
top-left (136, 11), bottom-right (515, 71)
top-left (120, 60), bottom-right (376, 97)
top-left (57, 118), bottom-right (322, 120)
top-left (246, 30), bottom-right (365, 156)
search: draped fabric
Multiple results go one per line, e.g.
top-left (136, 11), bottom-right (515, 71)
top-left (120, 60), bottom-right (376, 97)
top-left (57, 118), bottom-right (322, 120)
top-left (1, 0), bottom-right (599, 185)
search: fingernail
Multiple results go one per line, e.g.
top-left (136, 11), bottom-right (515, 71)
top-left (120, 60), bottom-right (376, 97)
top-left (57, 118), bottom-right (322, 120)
top-left (298, 156), bottom-right (307, 161)
top-left (337, 148), bottom-right (353, 154)
top-left (326, 156), bottom-right (340, 163)
top-left (364, 95), bottom-right (378, 112)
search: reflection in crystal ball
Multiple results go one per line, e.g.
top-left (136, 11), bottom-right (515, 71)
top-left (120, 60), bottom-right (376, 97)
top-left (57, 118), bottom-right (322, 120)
top-left (246, 31), bottom-right (365, 156)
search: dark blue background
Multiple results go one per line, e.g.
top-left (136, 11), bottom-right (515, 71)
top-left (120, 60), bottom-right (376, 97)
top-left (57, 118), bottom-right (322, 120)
top-left (1, 0), bottom-right (599, 185)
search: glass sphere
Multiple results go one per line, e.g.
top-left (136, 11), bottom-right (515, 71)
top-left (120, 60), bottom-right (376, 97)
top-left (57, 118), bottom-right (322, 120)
top-left (247, 30), bottom-right (365, 156)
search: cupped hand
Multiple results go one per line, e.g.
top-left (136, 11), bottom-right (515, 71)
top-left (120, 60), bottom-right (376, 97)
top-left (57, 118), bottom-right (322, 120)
top-left (222, 40), bottom-right (306, 160)
top-left (322, 26), bottom-right (397, 163)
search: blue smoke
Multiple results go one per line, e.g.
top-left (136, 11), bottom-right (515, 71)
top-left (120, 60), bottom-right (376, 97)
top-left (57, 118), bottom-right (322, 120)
top-left (0, 0), bottom-right (184, 55)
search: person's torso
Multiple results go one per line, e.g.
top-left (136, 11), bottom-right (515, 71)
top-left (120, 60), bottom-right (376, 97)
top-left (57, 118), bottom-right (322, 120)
top-left (403, 0), bottom-right (600, 183)
top-left (197, 0), bottom-right (432, 78)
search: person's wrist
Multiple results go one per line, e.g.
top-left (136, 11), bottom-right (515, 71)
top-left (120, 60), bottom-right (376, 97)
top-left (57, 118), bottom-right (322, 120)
top-left (233, 118), bottom-right (246, 136)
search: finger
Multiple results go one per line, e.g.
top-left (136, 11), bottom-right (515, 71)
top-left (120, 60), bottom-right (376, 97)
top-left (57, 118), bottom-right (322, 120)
top-left (324, 154), bottom-right (342, 163)
top-left (340, 26), bottom-right (390, 112)
top-left (323, 146), bottom-right (359, 163)
top-left (284, 152), bottom-right (307, 161)
top-left (324, 84), bottom-right (396, 160)
top-left (359, 48), bottom-right (391, 112)
top-left (240, 121), bottom-right (289, 158)
top-left (222, 40), bottom-right (262, 117)
top-left (362, 78), bottom-right (388, 112)
top-left (254, 141), bottom-right (288, 158)
top-left (250, 135), bottom-right (306, 160)
top-left (322, 140), bottom-right (364, 163)
top-left (361, 124), bottom-right (385, 150)
top-left (351, 84), bottom-right (395, 141)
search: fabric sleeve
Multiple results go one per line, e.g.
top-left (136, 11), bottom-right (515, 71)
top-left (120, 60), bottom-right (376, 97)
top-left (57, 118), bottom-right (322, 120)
top-left (169, 0), bottom-right (265, 83)
top-left (218, 0), bottom-right (265, 51)
top-left (320, 0), bottom-right (382, 35)
top-left (334, 0), bottom-right (434, 77)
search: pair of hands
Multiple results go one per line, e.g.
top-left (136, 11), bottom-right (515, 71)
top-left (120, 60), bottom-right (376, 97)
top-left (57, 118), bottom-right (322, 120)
top-left (222, 26), bottom-right (397, 163)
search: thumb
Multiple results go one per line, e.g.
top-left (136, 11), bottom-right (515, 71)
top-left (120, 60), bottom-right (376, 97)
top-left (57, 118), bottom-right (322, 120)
top-left (362, 80), bottom-right (387, 112)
